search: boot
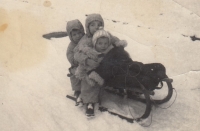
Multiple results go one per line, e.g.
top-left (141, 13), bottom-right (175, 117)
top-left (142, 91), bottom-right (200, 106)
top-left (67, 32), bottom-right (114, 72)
top-left (85, 103), bottom-right (95, 117)
top-left (74, 91), bottom-right (83, 106)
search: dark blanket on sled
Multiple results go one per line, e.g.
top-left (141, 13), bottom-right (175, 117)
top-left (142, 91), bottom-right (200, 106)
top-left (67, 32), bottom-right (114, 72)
top-left (94, 47), bottom-right (168, 91)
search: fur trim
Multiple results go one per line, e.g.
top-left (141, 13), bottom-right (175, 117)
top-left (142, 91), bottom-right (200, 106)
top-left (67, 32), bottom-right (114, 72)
top-left (75, 65), bottom-right (87, 80)
top-left (114, 40), bottom-right (128, 47)
top-left (88, 71), bottom-right (104, 86)
top-left (86, 49), bottom-right (99, 60)
top-left (81, 46), bottom-right (93, 53)
top-left (81, 47), bottom-right (99, 60)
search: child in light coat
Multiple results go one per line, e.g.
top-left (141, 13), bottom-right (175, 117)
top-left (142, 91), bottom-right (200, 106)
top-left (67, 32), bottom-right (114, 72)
top-left (66, 19), bottom-right (85, 105)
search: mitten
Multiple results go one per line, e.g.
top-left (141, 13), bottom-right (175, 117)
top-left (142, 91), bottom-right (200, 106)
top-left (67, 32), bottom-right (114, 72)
top-left (85, 75), bottom-right (96, 86)
top-left (88, 71), bottom-right (104, 86)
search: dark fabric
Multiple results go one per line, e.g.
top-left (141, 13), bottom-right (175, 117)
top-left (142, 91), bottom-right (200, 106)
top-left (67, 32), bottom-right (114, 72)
top-left (94, 47), bottom-right (167, 91)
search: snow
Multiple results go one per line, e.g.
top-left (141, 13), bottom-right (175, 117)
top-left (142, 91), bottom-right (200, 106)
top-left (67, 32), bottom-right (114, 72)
top-left (0, 0), bottom-right (200, 131)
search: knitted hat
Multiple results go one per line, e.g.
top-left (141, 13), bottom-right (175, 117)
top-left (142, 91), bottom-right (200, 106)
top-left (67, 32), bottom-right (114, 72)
top-left (66, 19), bottom-right (85, 43)
top-left (92, 27), bottom-right (111, 47)
top-left (85, 14), bottom-right (104, 37)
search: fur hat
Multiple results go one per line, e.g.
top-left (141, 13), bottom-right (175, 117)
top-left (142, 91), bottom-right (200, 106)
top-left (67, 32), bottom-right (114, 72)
top-left (85, 14), bottom-right (104, 37)
top-left (92, 27), bottom-right (111, 47)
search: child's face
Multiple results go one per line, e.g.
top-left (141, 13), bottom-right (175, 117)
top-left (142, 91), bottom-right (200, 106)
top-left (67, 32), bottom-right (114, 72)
top-left (71, 29), bottom-right (84, 44)
top-left (89, 21), bottom-right (102, 35)
top-left (95, 37), bottom-right (109, 53)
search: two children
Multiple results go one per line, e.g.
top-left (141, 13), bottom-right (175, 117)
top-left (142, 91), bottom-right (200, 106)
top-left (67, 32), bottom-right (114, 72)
top-left (74, 14), bottom-right (127, 84)
top-left (66, 14), bottom-right (127, 117)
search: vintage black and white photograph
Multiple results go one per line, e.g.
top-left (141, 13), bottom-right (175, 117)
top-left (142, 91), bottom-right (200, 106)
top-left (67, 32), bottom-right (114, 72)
top-left (0, 0), bottom-right (200, 130)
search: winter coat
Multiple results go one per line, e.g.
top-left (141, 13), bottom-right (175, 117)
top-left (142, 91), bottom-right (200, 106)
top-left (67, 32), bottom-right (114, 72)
top-left (74, 45), bottom-right (114, 86)
top-left (67, 42), bottom-right (79, 68)
top-left (91, 47), bottom-right (167, 91)
top-left (66, 19), bottom-right (85, 74)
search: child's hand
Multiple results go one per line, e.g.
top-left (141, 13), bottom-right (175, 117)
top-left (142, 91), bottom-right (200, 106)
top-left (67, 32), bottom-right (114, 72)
top-left (86, 59), bottom-right (99, 68)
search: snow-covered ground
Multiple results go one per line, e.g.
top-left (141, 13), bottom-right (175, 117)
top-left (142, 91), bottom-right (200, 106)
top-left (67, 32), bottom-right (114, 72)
top-left (0, 0), bottom-right (200, 130)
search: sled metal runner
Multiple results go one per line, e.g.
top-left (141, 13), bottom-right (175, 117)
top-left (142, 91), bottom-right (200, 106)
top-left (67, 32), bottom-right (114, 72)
top-left (104, 77), bottom-right (173, 121)
top-left (90, 47), bottom-right (175, 121)
top-left (66, 77), bottom-right (173, 123)
top-left (126, 78), bottom-right (173, 104)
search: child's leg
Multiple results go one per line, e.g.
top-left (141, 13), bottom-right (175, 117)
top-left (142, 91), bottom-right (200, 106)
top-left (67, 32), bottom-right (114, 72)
top-left (68, 66), bottom-right (81, 92)
top-left (80, 79), bottom-right (101, 103)
top-left (70, 74), bottom-right (83, 106)
top-left (70, 75), bottom-right (81, 92)
top-left (80, 79), bottom-right (101, 116)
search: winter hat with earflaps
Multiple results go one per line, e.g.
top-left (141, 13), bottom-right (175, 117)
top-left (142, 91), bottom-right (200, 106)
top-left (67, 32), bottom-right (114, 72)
top-left (66, 19), bottom-right (85, 43)
top-left (92, 26), bottom-right (111, 47)
top-left (85, 14), bottom-right (104, 37)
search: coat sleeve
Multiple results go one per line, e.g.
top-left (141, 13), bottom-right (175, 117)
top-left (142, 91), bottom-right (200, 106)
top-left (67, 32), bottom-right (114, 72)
top-left (74, 36), bottom-right (98, 62)
top-left (67, 42), bottom-right (78, 67)
top-left (109, 32), bottom-right (128, 47)
top-left (73, 38), bottom-right (91, 66)
top-left (109, 33), bottom-right (120, 44)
